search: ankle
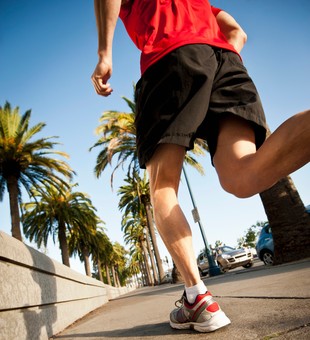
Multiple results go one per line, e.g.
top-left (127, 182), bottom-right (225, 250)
top-left (185, 280), bottom-right (207, 303)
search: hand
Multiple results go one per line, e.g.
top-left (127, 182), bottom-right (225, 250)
top-left (91, 58), bottom-right (113, 97)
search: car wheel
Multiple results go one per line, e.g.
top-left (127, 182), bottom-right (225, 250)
top-left (198, 268), bottom-right (204, 277)
top-left (219, 264), bottom-right (229, 273)
top-left (243, 262), bottom-right (254, 269)
top-left (262, 250), bottom-right (274, 265)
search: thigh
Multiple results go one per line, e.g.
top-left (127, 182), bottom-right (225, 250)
top-left (213, 115), bottom-right (257, 187)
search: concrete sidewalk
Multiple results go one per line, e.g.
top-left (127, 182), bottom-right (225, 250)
top-left (52, 259), bottom-right (310, 340)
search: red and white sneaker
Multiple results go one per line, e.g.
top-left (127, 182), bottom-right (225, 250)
top-left (170, 291), bottom-right (231, 333)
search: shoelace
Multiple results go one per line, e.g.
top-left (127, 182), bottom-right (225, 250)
top-left (174, 292), bottom-right (186, 308)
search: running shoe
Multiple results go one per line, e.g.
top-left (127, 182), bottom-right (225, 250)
top-left (170, 291), bottom-right (231, 333)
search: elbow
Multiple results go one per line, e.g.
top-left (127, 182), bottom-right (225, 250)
top-left (229, 29), bottom-right (247, 52)
top-left (241, 30), bottom-right (247, 45)
top-left (235, 28), bottom-right (247, 45)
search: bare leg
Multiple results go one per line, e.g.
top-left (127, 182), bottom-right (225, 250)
top-left (146, 144), bottom-right (201, 287)
top-left (214, 110), bottom-right (310, 198)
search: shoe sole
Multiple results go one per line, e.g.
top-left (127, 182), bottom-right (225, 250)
top-left (170, 310), bottom-right (231, 333)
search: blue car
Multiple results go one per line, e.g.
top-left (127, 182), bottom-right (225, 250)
top-left (256, 205), bottom-right (310, 265)
top-left (256, 223), bottom-right (274, 265)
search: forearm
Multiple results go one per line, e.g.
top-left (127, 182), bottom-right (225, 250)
top-left (224, 29), bottom-right (247, 53)
top-left (227, 30), bottom-right (247, 53)
top-left (94, 0), bottom-right (122, 59)
top-left (92, 0), bottom-right (122, 96)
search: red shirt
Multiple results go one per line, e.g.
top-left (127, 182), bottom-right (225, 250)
top-left (120, 0), bottom-right (237, 75)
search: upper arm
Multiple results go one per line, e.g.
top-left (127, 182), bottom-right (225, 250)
top-left (215, 10), bottom-right (247, 40)
top-left (213, 9), bottom-right (247, 53)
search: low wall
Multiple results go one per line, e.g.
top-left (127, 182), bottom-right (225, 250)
top-left (0, 231), bottom-right (134, 340)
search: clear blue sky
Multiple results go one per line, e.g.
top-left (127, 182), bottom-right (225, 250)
top-left (1, 0), bottom-right (309, 274)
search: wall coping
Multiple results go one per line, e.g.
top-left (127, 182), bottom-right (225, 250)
top-left (0, 231), bottom-right (103, 287)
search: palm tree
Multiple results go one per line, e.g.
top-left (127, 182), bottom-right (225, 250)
top-left (90, 99), bottom-right (137, 187)
top-left (92, 229), bottom-right (114, 283)
top-left (109, 242), bottom-right (128, 287)
top-left (128, 250), bottom-right (142, 287)
top-left (68, 222), bottom-right (105, 276)
top-left (22, 182), bottom-right (98, 267)
top-left (0, 102), bottom-right (74, 241)
top-left (122, 214), bottom-right (154, 286)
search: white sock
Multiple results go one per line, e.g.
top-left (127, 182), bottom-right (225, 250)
top-left (185, 280), bottom-right (207, 304)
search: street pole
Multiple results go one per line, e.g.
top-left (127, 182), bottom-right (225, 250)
top-left (182, 166), bottom-right (221, 276)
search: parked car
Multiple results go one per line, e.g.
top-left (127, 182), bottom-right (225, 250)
top-left (256, 205), bottom-right (310, 265)
top-left (197, 252), bottom-right (210, 276)
top-left (197, 245), bottom-right (253, 276)
top-left (255, 223), bottom-right (274, 265)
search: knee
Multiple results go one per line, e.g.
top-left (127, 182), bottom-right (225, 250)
top-left (214, 153), bottom-right (260, 198)
top-left (218, 172), bottom-right (257, 198)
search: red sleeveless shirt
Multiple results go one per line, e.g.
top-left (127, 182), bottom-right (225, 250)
top-left (120, 0), bottom-right (238, 75)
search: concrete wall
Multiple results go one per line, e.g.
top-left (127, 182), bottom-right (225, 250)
top-left (0, 231), bottom-right (134, 340)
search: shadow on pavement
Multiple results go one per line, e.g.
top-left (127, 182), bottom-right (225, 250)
top-left (53, 321), bottom-right (195, 338)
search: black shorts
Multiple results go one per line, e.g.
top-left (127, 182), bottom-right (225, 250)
top-left (135, 44), bottom-right (267, 168)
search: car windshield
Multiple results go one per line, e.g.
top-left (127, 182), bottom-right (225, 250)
top-left (218, 246), bottom-right (235, 253)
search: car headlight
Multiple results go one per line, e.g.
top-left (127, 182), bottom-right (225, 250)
top-left (221, 254), bottom-right (230, 259)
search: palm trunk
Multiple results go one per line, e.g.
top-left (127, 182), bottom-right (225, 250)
top-left (140, 258), bottom-right (149, 286)
top-left (111, 266), bottom-right (117, 287)
top-left (97, 258), bottom-right (104, 282)
top-left (7, 175), bottom-right (22, 241)
top-left (115, 266), bottom-right (121, 287)
top-left (141, 239), bottom-right (154, 286)
top-left (58, 221), bottom-right (70, 267)
top-left (144, 202), bottom-right (166, 283)
top-left (260, 176), bottom-right (310, 264)
top-left (82, 246), bottom-right (91, 276)
top-left (138, 262), bottom-right (146, 286)
top-left (105, 264), bottom-right (112, 285)
top-left (144, 226), bottom-right (159, 285)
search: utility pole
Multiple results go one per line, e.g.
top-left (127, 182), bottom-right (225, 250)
top-left (182, 166), bottom-right (221, 276)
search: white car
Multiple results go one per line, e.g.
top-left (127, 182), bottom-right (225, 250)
top-left (197, 245), bottom-right (253, 275)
